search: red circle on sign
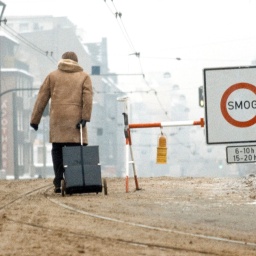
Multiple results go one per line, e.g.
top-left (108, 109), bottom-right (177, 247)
top-left (220, 82), bottom-right (256, 127)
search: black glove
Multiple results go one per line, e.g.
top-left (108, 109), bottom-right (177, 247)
top-left (76, 119), bottom-right (87, 129)
top-left (30, 123), bottom-right (38, 131)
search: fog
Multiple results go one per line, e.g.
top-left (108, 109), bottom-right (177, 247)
top-left (1, 0), bottom-right (256, 179)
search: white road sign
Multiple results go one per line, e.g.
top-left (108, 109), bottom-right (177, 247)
top-left (226, 145), bottom-right (256, 163)
top-left (204, 66), bottom-right (256, 144)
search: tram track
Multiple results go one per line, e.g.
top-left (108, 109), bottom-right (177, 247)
top-left (1, 185), bottom-right (218, 255)
top-left (1, 177), bottom-right (256, 255)
top-left (45, 188), bottom-right (256, 248)
top-left (0, 184), bottom-right (220, 255)
top-left (4, 216), bottom-right (219, 255)
top-left (0, 184), bottom-right (52, 210)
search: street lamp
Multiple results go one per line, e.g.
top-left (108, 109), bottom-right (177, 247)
top-left (0, 1), bottom-right (6, 25)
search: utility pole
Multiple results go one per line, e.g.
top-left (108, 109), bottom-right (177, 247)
top-left (0, 1), bottom-right (7, 170)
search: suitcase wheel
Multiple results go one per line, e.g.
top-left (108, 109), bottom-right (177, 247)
top-left (102, 178), bottom-right (108, 195)
top-left (61, 179), bottom-right (66, 197)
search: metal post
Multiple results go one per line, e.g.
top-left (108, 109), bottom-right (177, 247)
top-left (121, 98), bottom-right (130, 193)
top-left (118, 96), bottom-right (140, 193)
top-left (0, 1), bottom-right (7, 171)
top-left (0, 2), bottom-right (6, 24)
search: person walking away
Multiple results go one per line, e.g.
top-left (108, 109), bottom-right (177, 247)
top-left (30, 51), bottom-right (93, 193)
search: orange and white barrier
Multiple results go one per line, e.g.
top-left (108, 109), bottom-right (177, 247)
top-left (118, 96), bottom-right (204, 193)
top-left (129, 118), bottom-right (204, 129)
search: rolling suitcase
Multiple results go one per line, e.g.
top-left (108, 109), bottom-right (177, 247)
top-left (61, 125), bottom-right (107, 196)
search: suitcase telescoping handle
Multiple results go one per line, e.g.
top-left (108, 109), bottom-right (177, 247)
top-left (80, 124), bottom-right (83, 146)
top-left (79, 124), bottom-right (86, 187)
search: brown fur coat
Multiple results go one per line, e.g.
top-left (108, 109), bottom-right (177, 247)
top-left (30, 59), bottom-right (93, 144)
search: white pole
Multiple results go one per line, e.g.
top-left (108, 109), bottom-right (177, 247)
top-left (117, 96), bottom-right (130, 192)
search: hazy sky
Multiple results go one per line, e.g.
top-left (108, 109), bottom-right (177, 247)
top-left (3, 1), bottom-right (256, 68)
top-left (2, 0), bottom-right (256, 118)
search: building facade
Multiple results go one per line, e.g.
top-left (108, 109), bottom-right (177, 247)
top-left (0, 15), bottom-right (124, 178)
top-left (0, 30), bottom-right (34, 178)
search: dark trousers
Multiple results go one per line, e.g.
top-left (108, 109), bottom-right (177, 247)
top-left (51, 142), bottom-right (82, 187)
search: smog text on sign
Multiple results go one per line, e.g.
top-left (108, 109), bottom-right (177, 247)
top-left (220, 83), bottom-right (256, 128)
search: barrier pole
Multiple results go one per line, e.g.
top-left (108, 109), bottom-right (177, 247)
top-left (118, 96), bottom-right (141, 192)
top-left (129, 118), bottom-right (204, 129)
top-left (125, 136), bottom-right (130, 193)
top-left (128, 129), bottom-right (140, 191)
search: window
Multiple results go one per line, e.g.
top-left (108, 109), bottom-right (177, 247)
top-left (19, 23), bottom-right (29, 32)
top-left (97, 128), bottom-right (103, 136)
top-left (33, 144), bottom-right (52, 167)
top-left (16, 77), bottom-right (23, 97)
top-left (17, 111), bottom-right (23, 131)
top-left (33, 145), bottom-right (44, 166)
top-left (33, 23), bottom-right (39, 30)
top-left (91, 66), bottom-right (100, 75)
top-left (37, 146), bottom-right (44, 165)
top-left (18, 144), bottom-right (24, 166)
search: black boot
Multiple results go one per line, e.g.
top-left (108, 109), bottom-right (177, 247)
top-left (51, 143), bottom-right (64, 189)
top-left (54, 187), bottom-right (61, 193)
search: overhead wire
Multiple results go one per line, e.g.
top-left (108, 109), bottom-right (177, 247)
top-left (103, 0), bottom-right (172, 120)
top-left (1, 24), bottom-right (56, 64)
top-left (93, 88), bottom-right (155, 94)
top-left (104, 0), bottom-right (137, 54)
